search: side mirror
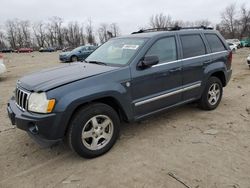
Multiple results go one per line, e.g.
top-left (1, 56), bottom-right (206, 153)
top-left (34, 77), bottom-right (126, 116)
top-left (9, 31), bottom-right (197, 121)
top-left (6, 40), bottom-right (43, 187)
top-left (138, 56), bottom-right (159, 69)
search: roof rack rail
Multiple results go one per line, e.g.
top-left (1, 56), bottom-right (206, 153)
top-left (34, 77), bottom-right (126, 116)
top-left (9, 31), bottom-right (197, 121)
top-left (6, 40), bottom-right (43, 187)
top-left (131, 25), bottom-right (213, 34)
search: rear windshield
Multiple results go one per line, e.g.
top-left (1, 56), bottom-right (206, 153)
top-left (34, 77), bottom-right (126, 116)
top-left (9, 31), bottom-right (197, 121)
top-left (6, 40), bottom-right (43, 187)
top-left (205, 34), bottom-right (226, 52)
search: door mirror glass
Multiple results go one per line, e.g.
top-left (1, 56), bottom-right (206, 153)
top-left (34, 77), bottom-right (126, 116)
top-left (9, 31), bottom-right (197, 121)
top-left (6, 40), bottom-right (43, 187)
top-left (138, 55), bottom-right (159, 69)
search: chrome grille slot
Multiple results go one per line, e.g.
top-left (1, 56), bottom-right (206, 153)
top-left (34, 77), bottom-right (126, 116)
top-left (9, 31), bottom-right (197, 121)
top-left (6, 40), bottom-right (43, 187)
top-left (15, 87), bottom-right (30, 111)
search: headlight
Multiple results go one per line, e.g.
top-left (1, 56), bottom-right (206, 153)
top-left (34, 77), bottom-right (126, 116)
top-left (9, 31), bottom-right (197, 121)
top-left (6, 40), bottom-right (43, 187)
top-left (28, 92), bottom-right (55, 113)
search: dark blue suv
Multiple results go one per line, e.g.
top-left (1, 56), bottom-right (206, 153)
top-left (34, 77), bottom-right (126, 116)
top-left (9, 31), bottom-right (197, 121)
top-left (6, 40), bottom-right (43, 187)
top-left (7, 27), bottom-right (232, 158)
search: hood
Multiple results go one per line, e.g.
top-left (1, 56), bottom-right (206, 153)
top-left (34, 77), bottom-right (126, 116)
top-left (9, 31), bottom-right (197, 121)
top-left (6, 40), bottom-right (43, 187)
top-left (18, 63), bottom-right (118, 92)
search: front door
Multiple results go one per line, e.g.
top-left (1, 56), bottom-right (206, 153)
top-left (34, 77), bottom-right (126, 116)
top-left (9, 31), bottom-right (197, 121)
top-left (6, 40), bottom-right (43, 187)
top-left (130, 36), bottom-right (182, 118)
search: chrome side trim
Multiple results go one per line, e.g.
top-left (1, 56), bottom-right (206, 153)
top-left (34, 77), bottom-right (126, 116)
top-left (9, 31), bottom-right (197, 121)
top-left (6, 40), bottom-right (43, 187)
top-left (153, 50), bottom-right (228, 67)
top-left (134, 82), bottom-right (201, 107)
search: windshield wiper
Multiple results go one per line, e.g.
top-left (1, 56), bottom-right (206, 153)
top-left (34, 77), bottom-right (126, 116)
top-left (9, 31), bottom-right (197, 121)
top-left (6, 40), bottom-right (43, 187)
top-left (87, 61), bottom-right (107, 66)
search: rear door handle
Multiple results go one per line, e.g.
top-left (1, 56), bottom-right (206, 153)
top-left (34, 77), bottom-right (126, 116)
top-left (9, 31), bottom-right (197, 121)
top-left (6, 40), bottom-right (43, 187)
top-left (169, 67), bottom-right (182, 73)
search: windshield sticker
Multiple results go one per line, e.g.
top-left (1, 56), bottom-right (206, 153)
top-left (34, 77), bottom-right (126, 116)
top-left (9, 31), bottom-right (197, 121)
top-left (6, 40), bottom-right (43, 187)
top-left (122, 45), bottom-right (139, 50)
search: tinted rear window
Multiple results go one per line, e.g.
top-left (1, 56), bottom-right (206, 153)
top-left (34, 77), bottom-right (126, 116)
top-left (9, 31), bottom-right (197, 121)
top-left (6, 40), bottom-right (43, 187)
top-left (180, 34), bottom-right (206, 58)
top-left (205, 34), bottom-right (226, 52)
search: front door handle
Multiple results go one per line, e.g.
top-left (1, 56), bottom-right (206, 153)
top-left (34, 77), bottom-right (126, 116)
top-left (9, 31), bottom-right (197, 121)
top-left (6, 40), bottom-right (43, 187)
top-left (169, 67), bottom-right (182, 73)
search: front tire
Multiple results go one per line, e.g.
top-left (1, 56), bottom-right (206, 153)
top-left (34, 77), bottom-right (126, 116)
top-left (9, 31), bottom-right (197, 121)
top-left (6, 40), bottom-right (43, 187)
top-left (67, 103), bottom-right (120, 158)
top-left (199, 77), bottom-right (223, 110)
top-left (71, 56), bottom-right (78, 62)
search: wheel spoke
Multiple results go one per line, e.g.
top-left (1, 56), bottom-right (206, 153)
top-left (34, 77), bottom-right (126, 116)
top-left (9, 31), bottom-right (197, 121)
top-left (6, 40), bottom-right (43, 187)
top-left (101, 132), bottom-right (111, 140)
top-left (208, 97), bottom-right (214, 104)
top-left (215, 89), bottom-right (220, 95)
top-left (91, 137), bottom-right (99, 149)
top-left (100, 119), bottom-right (111, 129)
top-left (212, 84), bottom-right (216, 91)
top-left (82, 129), bottom-right (93, 139)
top-left (91, 117), bottom-right (99, 127)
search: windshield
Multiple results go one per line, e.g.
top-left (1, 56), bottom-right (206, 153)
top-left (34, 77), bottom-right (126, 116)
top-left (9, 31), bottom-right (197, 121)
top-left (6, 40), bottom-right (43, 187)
top-left (86, 38), bottom-right (147, 66)
top-left (71, 46), bottom-right (84, 53)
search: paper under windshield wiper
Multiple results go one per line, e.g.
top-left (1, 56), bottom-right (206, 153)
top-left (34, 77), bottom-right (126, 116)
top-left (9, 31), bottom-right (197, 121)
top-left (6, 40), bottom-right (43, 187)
top-left (87, 61), bottom-right (107, 66)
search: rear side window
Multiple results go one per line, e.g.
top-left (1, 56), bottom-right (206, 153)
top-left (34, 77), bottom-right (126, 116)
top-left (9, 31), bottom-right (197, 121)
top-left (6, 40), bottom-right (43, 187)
top-left (145, 37), bottom-right (177, 63)
top-left (180, 34), bottom-right (206, 58)
top-left (205, 34), bottom-right (226, 52)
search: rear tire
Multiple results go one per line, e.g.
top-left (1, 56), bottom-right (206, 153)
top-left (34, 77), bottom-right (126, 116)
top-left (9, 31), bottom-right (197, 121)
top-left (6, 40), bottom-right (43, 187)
top-left (199, 77), bottom-right (223, 110)
top-left (67, 103), bottom-right (120, 158)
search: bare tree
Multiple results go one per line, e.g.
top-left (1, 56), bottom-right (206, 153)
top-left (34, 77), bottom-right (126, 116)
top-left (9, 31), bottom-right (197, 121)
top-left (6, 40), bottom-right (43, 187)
top-left (49, 16), bottom-right (64, 48)
top-left (149, 13), bottom-right (173, 28)
top-left (109, 23), bottom-right (120, 37)
top-left (33, 21), bottom-right (46, 47)
top-left (98, 23), bottom-right (109, 43)
top-left (85, 19), bottom-right (95, 44)
top-left (239, 4), bottom-right (250, 38)
top-left (221, 3), bottom-right (237, 38)
top-left (0, 30), bottom-right (7, 49)
top-left (19, 20), bottom-right (31, 47)
top-left (64, 21), bottom-right (85, 47)
top-left (5, 20), bottom-right (18, 49)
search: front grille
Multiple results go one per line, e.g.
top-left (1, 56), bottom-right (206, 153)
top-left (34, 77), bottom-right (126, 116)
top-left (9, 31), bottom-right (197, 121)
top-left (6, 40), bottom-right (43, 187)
top-left (15, 87), bottom-right (30, 111)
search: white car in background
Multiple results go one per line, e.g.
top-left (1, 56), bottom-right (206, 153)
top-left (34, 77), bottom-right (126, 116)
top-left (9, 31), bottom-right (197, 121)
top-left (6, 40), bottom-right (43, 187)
top-left (0, 55), bottom-right (6, 76)
top-left (227, 42), bottom-right (237, 53)
top-left (247, 54), bottom-right (250, 69)
top-left (226, 39), bottom-right (241, 48)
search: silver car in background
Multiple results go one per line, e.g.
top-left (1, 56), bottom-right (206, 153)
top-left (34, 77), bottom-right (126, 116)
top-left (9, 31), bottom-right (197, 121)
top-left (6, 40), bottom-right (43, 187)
top-left (0, 55), bottom-right (6, 76)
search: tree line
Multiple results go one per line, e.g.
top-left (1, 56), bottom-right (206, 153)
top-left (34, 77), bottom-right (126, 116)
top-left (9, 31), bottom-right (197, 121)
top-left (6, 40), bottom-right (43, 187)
top-left (148, 3), bottom-right (250, 40)
top-left (0, 3), bottom-right (249, 49)
top-left (0, 17), bottom-right (120, 49)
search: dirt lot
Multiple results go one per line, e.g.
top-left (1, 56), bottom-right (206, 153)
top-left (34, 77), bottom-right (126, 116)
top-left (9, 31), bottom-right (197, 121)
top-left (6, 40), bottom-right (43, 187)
top-left (0, 49), bottom-right (250, 188)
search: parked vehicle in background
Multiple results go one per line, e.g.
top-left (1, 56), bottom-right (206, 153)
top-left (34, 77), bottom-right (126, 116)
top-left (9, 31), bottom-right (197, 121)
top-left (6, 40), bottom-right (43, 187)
top-left (7, 26), bottom-right (232, 158)
top-left (18, 48), bottom-right (33, 53)
top-left (0, 48), bottom-right (14, 53)
top-left (227, 42), bottom-right (237, 53)
top-left (247, 55), bottom-right (250, 69)
top-left (0, 54), bottom-right (6, 76)
top-left (59, 45), bottom-right (97, 62)
top-left (39, 47), bottom-right (56, 52)
top-left (226, 39), bottom-right (241, 48)
top-left (241, 38), bottom-right (250, 47)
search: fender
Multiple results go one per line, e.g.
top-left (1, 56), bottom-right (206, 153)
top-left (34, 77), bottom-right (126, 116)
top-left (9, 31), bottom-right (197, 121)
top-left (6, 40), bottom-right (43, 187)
top-left (203, 61), bottom-right (227, 85)
top-left (47, 79), bottom-right (133, 138)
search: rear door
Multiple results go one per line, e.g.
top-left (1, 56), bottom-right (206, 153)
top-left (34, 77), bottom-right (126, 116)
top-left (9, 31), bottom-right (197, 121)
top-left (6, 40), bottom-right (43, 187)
top-left (179, 33), bottom-right (209, 101)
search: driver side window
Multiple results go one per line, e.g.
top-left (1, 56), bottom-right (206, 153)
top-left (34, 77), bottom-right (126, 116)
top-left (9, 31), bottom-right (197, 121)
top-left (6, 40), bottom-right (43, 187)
top-left (145, 37), bottom-right (177, 64)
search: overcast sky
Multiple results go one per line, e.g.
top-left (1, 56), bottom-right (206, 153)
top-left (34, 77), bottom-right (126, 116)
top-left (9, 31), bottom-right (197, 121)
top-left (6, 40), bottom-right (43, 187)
top-left (0, 0), bottom-right (249, 34)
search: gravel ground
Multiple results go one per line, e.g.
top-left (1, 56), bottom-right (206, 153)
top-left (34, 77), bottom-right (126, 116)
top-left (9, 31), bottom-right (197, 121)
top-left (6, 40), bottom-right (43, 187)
top-left (0, 49), bottom-right (250, 188)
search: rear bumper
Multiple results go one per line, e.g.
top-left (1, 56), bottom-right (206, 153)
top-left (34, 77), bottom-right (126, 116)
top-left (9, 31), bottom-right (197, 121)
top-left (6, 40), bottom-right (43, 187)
top-left (7, 97), bottom-right (63, 147)
top-left (226, 69), bottom-right (232, 85)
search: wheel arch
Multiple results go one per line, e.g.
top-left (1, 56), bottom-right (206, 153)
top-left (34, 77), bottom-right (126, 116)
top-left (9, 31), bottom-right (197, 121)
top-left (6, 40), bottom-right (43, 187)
top-left (63, 96), bottom-right (129, 136)
top-left (210, 71), bottom-right (226, 87)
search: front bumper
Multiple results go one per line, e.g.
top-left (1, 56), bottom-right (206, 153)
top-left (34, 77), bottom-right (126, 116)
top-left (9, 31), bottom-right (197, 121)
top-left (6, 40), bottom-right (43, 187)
top-left (7, 97), bottom-right (63, 147)
top-left (59, 56), bottom-right (69, 62)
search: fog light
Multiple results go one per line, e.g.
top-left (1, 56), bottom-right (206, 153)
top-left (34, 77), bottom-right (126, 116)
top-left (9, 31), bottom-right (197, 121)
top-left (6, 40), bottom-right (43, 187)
top-left (29, 124), bottom-right (39, 135)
